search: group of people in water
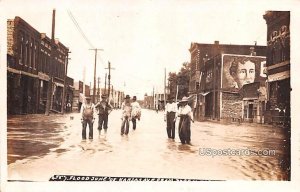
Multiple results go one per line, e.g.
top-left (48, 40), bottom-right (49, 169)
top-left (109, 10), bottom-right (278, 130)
top-left (80, 94), bottom-right (194, 145)
top-left (80, 94), bottom-right (141, 140)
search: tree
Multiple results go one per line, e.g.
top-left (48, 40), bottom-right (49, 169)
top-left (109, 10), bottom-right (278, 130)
top-left (168, 62), bottom-right (191, 100)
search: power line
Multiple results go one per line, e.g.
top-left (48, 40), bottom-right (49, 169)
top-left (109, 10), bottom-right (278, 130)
top-left (67, 10), bottom-right (95, 49)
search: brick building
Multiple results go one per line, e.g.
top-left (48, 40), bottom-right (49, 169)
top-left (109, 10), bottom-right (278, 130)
top-left (7, 16), bottom-right (71, 114)
top-left (189, 41), bottom-right (267, 122)
top-left (263, 11), bottom-right (290, 126)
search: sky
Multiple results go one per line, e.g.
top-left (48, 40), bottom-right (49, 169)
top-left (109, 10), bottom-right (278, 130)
top-left (2, 0), bottom-right (297, 99)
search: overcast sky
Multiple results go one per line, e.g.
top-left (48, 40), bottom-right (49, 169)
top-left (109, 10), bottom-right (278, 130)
top-left (2, 0), bottom-right (297, 99)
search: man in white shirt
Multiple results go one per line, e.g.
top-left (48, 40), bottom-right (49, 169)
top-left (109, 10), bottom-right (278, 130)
top-left (177, 96), bottom-right (194, 145)
top-left (131, 96), bottom-right (141, 130)
top-left (80, 97), bottom-right (97, 140)
top-left (164, 96), bottom-right (178, 140)
top-left (121, 95), bottom-right (132, 135)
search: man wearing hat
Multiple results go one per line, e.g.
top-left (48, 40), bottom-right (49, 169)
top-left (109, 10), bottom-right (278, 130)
top-left (80, 97), bottom-right (96, 140)
top-left (164, 96), bottom-right (177, 140)
top-left (177, 96), bottom-right (194, 145)
top-left (95, 94), bottom-right (113, 136)
top-left (131, 96), bottom-right (141, 130)
top-left (121, 95), bottom-right (132, 135)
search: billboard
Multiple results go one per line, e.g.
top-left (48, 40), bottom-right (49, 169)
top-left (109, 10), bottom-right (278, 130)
top-left (222, 54), bottom-right (266, 91)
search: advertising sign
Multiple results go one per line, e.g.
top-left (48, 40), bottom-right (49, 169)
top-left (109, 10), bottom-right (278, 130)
top-left (222, 54), bottom-right (266, 91)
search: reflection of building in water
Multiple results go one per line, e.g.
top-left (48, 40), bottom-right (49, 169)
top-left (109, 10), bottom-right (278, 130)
top-left (263, 11), bottom-right (290, 126)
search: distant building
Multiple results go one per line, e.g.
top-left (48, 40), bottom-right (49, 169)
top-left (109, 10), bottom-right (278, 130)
top-left (144, 95), bottom-right (154, 109)
top-left (154, 93), bottom-right (166, 110)
top-left (7, 16), bottom-right (71, 114)
top-left (263, 11), bottom-right (290, 126)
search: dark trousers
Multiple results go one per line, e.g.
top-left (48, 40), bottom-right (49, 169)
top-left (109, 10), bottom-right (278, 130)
top-left (178, 115), bottom-right (191, 144)
top-left (132, 117), bottom-right (137, 130)
top-left (166, 112), bottom-right (176, 139)
top-left (98, 114), bottom-right (108, 130)
top-left (82, 119), bottom-right (93, 139)
top-left (121, 117), bottom-right (130, 135)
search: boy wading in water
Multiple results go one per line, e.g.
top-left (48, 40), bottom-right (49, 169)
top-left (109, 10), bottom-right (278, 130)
top-left (95, 94), bottom-right (113, 136)
top-left (131, 96), bottom-right (141, 130)
top-left (177, 96), bottom-right (194, 145)
top-left (164, 96), bottom-right (177, 140)
top-left (80, 97), bottom-right (96, 140)
top-left (121, 95), bottom-right (132, 135)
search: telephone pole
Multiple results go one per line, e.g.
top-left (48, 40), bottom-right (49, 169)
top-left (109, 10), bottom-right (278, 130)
top-left (89, 48), bottom-right (103, 104)
top-left (105, 61), bottom-right (115, 100)
top-left (61, 51), bottom-right (71, 114)
top-left (45, 9), bottom-right (56, 116)
top-left (104, 73), bottom-right (107, 95)
top-left (164, 68), bottom-right (166, 109)
top-left (97, 77), bottom-right (100, 102)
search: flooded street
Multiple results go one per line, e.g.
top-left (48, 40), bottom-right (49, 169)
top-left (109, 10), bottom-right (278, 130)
top-left (7, 109), bottom-right (290, 181)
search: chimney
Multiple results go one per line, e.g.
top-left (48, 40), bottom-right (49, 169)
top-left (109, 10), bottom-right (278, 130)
top-left (250, 47), bottom-right (256, 56)
top-left (214, 40), bottom-right (219, 45)
top-left (41, 33), bottom-right (46, 39)
top-left (55, 38), bottom-right (59, 44)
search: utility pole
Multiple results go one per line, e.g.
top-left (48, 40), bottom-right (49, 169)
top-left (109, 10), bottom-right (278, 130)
top-left (97, 77), bottom-right (100, 102)
top-left (152, 86), bottom-right (155, 110)
top-left (111, 85), bottom-right (114, 107)
top-left (105, 61), bottom-right (115, 100)
top-left (45, 9), bottom-right (56, 116)
top-left (104, 73), bottom-right (107, 95)
top-left (164, 68), bottom-right (166, 109)
top-left (61, 51), bottom-right (71, 114)
top-left (89, 48), bottom-right (103, 104)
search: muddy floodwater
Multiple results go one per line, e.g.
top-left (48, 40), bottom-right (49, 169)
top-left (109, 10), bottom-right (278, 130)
top-left (7, 109), bottom-right (290, 181)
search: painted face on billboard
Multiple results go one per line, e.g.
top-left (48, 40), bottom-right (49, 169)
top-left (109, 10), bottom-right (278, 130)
top-left (235, 60), bottom-right (255, 87)
top-left (223, 55), bottom-right (266, 90)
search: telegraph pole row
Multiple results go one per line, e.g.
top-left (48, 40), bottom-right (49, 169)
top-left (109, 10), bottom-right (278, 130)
top-left (97, 77), bottom-right (100, 102)
top-left (45, 9), bottom-right (56, 116)
top-left (62, 51), bottom-right (71, 114)
top-left (89, 48), bottom-right (103, 104)
top-left (105, 61), bottom-right (115, 100)
top-left (164, 67), bottom-right (166, 109)
top-left (104, 73), bottom-right (107, 95)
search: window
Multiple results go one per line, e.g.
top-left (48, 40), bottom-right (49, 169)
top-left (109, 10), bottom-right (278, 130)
top-left (34, 44), bottom-right (38, 70)
top-left (25, 39), bottom-right (28, 66)
top-left (19, 35), bottom-right (24, 65)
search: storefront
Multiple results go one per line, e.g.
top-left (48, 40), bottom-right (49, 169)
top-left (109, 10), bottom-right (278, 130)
top-left (7, 69), bottom-right (39, 115)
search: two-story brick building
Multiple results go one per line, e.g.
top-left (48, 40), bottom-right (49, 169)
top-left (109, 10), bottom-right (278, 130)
top-left (7, 16), bottom-right (71, 114)
top-left (189, 41), bottom-right (267, 121)
top-left (263, 11), bottom-right (290, 126)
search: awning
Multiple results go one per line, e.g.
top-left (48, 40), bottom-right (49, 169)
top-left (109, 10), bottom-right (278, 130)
top-left (7, 67), bottom-right (38, 78)
top-left (54, 82), bottom-right (64, 87)
top-left (268, 71), bottom-right (290, 82)
top-left (200, 92), bottom-right (210, 96)
top-left (38, 72), bottom-right (50, 81)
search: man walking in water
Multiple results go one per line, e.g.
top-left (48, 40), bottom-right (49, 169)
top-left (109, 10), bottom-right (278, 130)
top-left (80, 97), bottom-right (96, 140)
top-left (177, 96), bottom-right (194, 145)
top-left (131, 96), bottom-right (141, 130)
top-left (164, 96), bottom-right (177, 140)
top-left (121, 95), bottom-right (132, 135)
top-left (95, 94), bottom-right (113, 136)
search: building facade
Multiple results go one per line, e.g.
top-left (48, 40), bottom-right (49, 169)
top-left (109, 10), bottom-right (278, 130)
top-left (263, 11), bottom-right (290, 126)
top-left (196, 52), bottom-right (266, 123)
top-left (7, 16), bottom-right (71, 115)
